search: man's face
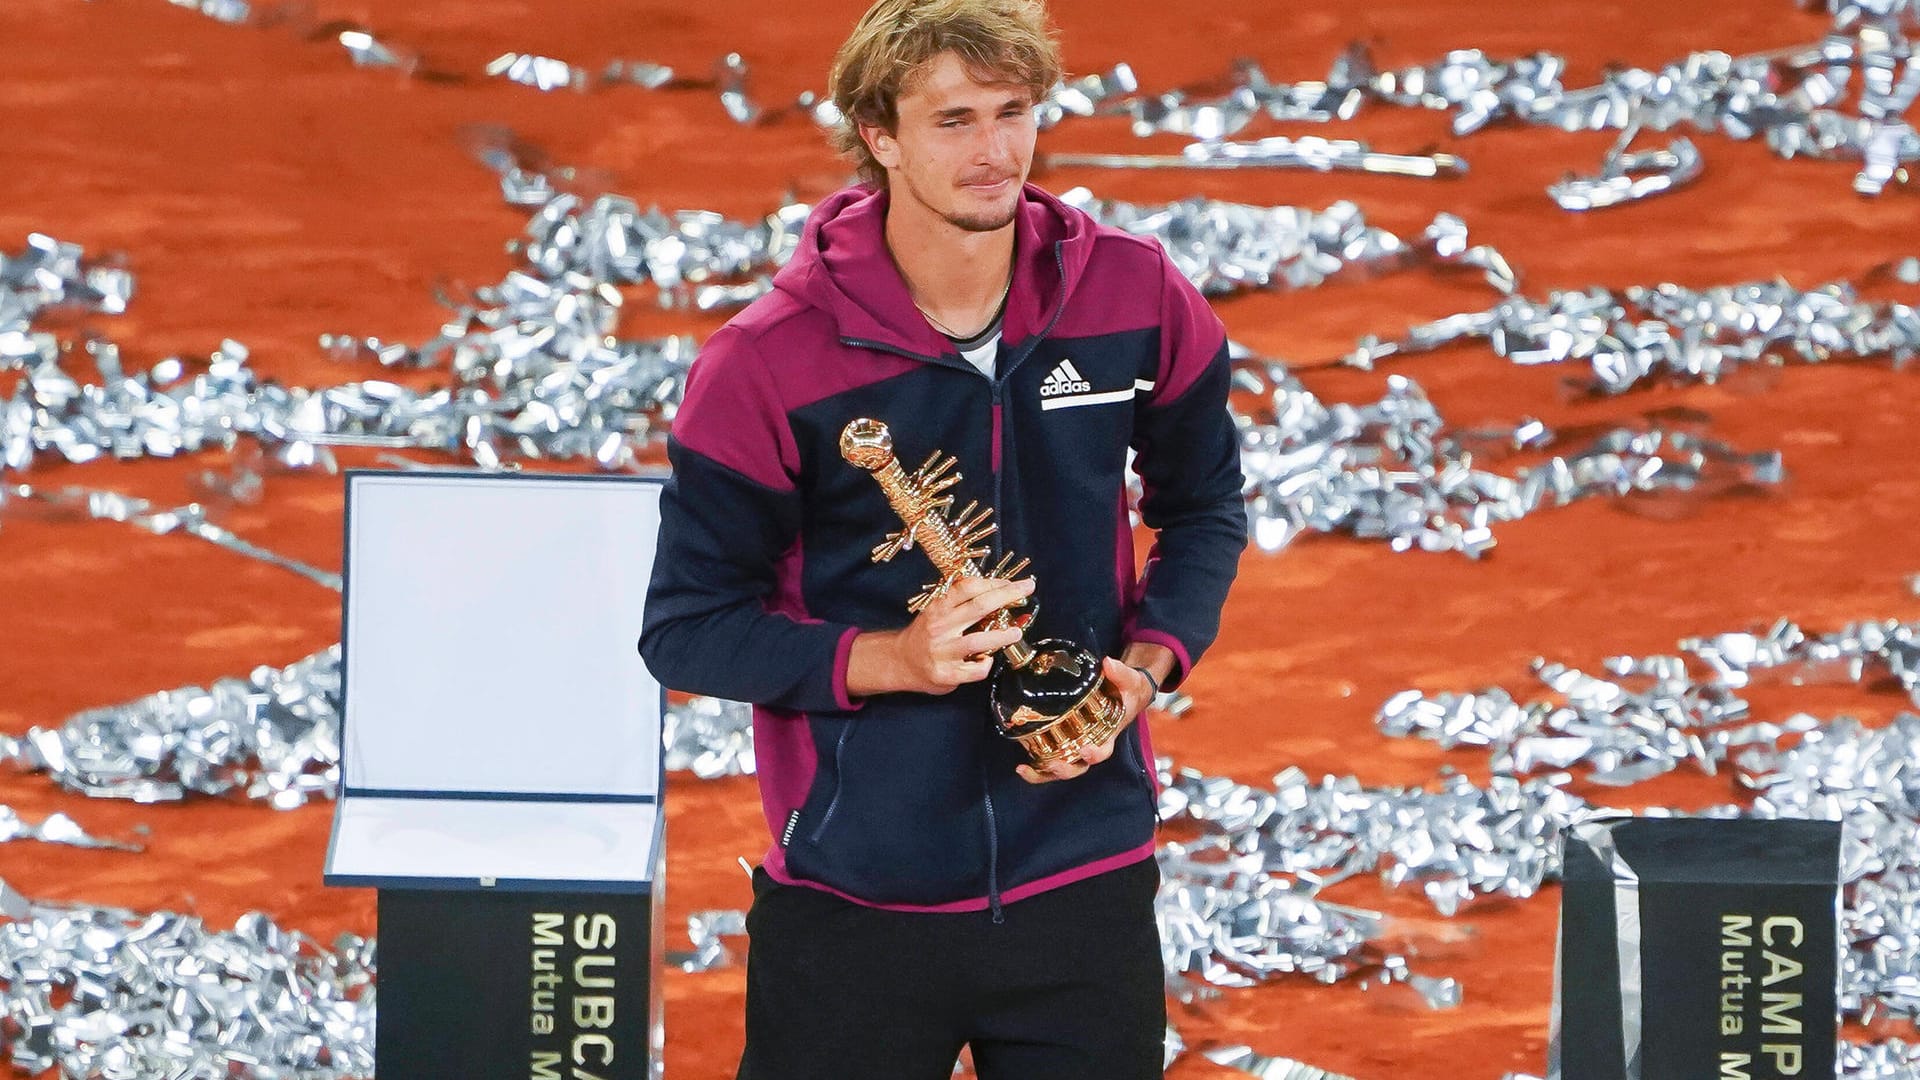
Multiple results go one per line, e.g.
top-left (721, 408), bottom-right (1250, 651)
top-left (863, 51), bottom-right (1038, 233)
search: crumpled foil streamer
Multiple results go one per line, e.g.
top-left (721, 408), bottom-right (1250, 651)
top-left (1044, 137), bottom-right (1469, 179)
top-left (1836, 1037), bottom-right (1920, 1080)
top-left (431, 170), bottom-right (1917, 407)
top-left (1, 481), bottom-right (341, 590)
top-left (15, 192), bottom-right (1745, 563)
top-left (1236, 359), bottom-right (1784, 556)
top-left (0, 883), bottom-right (376, 1079)
top-left (1338, 275), bottom-right (1920, 395)
top-left (662, 696), bottom-right (756, 780)
top-left (164, 0), bottom-right (249, 26)
top-left (668, 909), bottom-right (746, 973)
top-left (447, 179), bottom-right (1519, 314)
top-left (0, 646), bottom-right (342, 808)
top-left (1547, 134), bottom-right (1704, 210)
top-left (494, 185), bottom-right (1779, 559)
top-left (1378, 617), bottom-right (1920, 784)
top-left (1057, 189), bottom-right (1518, 298)
top-left (0, 806), bottom-right (140, 852)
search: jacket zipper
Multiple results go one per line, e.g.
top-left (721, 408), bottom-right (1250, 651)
top-left (982, 780), bottom-right (1005, 924)
top-left (840, 241), bottom-right (1073, 926)
top-left (985, 377), bottom-right (1006, 924)
top-left (976, 243), bottom-right (1071, 926)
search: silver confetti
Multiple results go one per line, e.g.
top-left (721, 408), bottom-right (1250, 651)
top-left (1059, 189), bottom-right (1518, 298)
top-left (1737, 716), bottom-right (1920, 1023)
top-left (0, 889), bottom-right (375, 1078)
top-left (662, 695), bottom-right (756, 779)
top-left (0, 807), bottom-right (141, 852)
top-left (1029, 4), bottom-right (1920, 198)
top-left (1548, 135), bottom-right (1704, 210)
top-left (3, 233), bottom-right (702, 475)
top-left (121, 0), bottom-right (1920, 199)
top-left (672, 909), bottom-right (747, 973)
top-left (1046, 137), bottom-right (1467, 178)
top-left (1837, 1036), bottom-right (1920, 1080)
top-left (487, 52), bottom-right (590, 93)
top-left (332, 28), bottom-right (415, 73)
top-left (1, 646), bottom-right (343, 808)
top-left (1237, 361), bottom-right (1783, 557)
top-left (166, 0), bottom-right (249, 25)
top-left (1338, 276), bottom-right (1920, 395)
top-left (1379, 617), bottom-right (1920, 782)
top-left (1153, 758), bottom-right (1590, 1011)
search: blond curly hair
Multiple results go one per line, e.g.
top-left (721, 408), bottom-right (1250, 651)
top-left (828, 0), bottom-right (1063, 186)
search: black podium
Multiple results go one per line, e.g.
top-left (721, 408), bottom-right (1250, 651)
top-left (326, 470), bottom-right (668, 1080)
top-left (1550, 815), bottom-right (1842, 1080)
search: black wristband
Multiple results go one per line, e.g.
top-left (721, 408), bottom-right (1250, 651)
top-left (1130, 664), bottom-right (1162, 697)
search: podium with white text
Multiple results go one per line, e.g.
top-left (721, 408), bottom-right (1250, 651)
top-left (1550, 816), bottom-right (1841, 1080)
top-left (325, 470), bottom-right (667, 1080)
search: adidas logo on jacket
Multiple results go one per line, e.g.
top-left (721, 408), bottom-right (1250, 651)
top-left (1038, 358), bottom-right (1092, 396)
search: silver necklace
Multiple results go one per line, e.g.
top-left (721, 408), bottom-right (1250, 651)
top-left (915, 266), bottom-right (1013, 341)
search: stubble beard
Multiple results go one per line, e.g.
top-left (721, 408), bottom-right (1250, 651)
top-left (942, 178), bottom-right (1022, 233)
top-left (942, 204), bottom-right (1019, 233)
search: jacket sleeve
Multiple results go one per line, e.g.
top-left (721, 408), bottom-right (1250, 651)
top-left (638, 325), bottom-right (864, 712)
top-left (1126, 247), bottom-right (1248, 689)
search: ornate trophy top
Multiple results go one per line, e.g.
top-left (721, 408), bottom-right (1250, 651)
top-left (838, 418), bottom-right (893, 471)
top-left (838, 418), bottom-right (1034, 666)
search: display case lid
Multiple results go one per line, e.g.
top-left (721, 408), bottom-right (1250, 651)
top-left (327, 470), bottom-right (667, 890)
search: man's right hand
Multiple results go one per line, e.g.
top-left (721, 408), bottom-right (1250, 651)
top-left (845, 576), bottom-right (1036, 697)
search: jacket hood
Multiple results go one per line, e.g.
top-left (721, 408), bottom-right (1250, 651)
top-left (771, 182), bottom-right (1096, 359)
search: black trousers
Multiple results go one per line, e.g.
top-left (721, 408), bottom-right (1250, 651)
top-left (737, 858), bottom-right (1166, 1079)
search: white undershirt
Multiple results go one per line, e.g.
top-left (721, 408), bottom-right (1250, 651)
top-left (957, 331), bottom-right (1000, 377)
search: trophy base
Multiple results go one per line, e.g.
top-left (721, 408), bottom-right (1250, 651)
top-left (990, 639), bottom-right (1131, 770)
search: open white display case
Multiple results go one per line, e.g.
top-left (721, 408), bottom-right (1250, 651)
top-left (325, 469), bottom-right (671, 1080)
top-left (325, 469), bottom-right (666, 893)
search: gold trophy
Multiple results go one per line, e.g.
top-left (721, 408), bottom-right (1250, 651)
top-left (839, 418), bottom-right (1130, 770)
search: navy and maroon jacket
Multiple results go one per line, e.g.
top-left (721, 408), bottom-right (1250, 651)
top-left (639, 182), bottom-right (1245, 914)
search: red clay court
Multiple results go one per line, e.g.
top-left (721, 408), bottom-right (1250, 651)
top-left (3, 0), bottom-right (1917, 1076)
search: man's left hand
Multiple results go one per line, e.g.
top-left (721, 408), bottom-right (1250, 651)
top-left (1015, 657), bottom-right (1157, 785)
